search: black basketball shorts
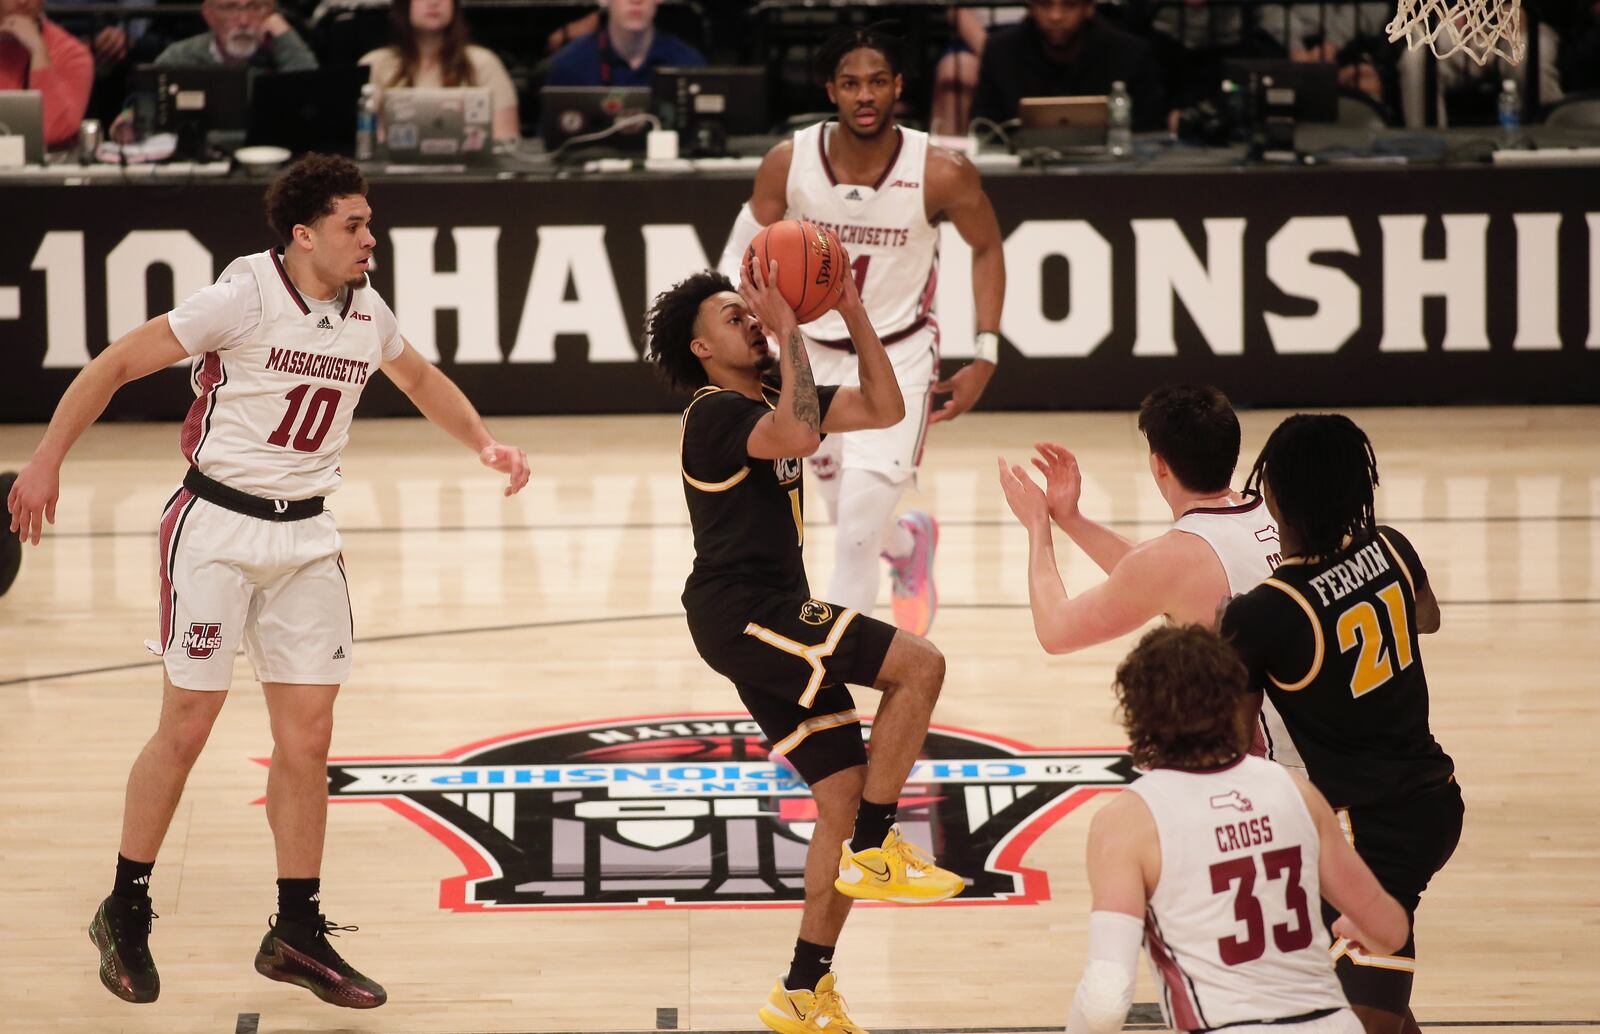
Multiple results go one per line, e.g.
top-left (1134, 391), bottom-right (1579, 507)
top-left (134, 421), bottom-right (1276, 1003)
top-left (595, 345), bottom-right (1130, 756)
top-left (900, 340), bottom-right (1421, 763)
top-left (1322, 777), bottom-right (1465, 1014)
top-left (686, 586), bottom-right (897, 786)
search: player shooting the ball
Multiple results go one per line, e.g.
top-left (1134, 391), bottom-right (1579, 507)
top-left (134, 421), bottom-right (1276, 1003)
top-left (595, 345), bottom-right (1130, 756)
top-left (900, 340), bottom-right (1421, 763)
top-left (645, 237), bottom-right (962, 1034)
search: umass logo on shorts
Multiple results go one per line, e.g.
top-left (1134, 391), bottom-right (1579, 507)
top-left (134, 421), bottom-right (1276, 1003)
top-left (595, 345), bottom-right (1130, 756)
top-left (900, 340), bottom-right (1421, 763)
top-left (303, 714), bottom-right (1136, 911)
top-left (182, 622), bottom-right (223, 659)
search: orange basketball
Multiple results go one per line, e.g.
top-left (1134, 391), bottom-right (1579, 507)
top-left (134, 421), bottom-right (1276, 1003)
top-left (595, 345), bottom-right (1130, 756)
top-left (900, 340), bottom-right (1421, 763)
top-left (743, 219), bottom-right (849, 324)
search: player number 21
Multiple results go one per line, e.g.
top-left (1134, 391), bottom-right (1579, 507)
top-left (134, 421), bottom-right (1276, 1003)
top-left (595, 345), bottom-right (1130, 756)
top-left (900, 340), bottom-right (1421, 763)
top-left (1209, 846), bottom-right (1313, 966)
top-left (267, 384), bottom-right (342, 452)
top-left (1336, 583), bottom-right (1414, 698)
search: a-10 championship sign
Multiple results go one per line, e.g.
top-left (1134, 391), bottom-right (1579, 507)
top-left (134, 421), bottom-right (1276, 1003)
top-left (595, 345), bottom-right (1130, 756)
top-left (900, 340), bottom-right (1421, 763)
top-left (291, 714), bottom-right (1135, 911)
top-left (2, 164), bottom-right (1596, 421)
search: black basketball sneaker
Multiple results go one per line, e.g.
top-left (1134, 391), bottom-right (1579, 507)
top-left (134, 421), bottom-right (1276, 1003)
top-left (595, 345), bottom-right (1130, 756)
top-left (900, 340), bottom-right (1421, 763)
top-left (254, 914), bottom-right (387, 1009)
top-left (88, 894), bottom-right (160, 1003)
top-left (0, 472), bottom-right (21, 597)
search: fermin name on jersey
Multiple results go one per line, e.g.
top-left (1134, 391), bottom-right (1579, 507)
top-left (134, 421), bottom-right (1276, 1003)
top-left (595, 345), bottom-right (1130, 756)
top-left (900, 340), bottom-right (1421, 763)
top-left (803, 219), bottom-right (912, 249)
top-left (1306, 541), bottom-right (1391, 606)
top-left (265, 348), bottom-right (372, 385)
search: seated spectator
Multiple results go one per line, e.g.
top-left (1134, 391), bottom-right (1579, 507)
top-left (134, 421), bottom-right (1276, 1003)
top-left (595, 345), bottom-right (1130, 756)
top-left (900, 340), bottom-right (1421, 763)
top-left (931, 5), bottom-right (1027, 136)
top-left (0, 0), bottom-right (93, 149)
top-left (546, 0), bottom-right (703, 89)
top-left (155, 0), bottom-right (317, 71)
top-left (361, 0), bottom-right (519, 141)
top-left (1283, 2), bottom-right (1393, 99)
top-left (972, 0), bottom-right (1168, 131)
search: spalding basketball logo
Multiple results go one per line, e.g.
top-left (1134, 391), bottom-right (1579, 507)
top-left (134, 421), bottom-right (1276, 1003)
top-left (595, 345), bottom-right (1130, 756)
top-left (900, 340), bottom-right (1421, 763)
top-left (812, 229), bottom-right (833, 286)
top-left (182, 622), bottom-right (222, 659)
top-left (280, 714), bottom-right (1135, 911)
top-left (798, 599), bottom-right (833, 625)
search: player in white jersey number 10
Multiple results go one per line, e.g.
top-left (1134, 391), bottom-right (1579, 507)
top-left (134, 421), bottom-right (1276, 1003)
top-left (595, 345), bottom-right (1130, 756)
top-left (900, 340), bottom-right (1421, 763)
top-left (720, 26), bottom-right (1006, 641)
top-left (7, 155), bottom-right (530, 1010)
top-left (1067, 625), bottom-right (1408, 1034)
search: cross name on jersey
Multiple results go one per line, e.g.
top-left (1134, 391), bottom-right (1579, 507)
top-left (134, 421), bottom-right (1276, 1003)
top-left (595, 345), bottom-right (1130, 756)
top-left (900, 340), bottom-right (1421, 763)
top-left (265, 347), bottom-right (373, 385)
top-left (1214, 814), bottom-right (1274, 853)
top-left (1306, 541), bottom-right (1392, 605)
top-left (801, 217), bottom-right (912, 249)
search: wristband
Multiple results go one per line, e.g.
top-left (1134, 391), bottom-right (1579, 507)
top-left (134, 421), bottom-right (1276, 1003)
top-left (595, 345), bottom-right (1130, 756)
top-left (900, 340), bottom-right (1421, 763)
top-left (974, 331), bottom-right (1000, 366)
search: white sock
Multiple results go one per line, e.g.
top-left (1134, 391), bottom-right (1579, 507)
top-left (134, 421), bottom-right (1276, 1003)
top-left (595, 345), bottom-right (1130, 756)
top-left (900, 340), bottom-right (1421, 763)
top-left (883, 518), bottom-right (915, 560)
top-left (825, 469), bottom-right (909, 615)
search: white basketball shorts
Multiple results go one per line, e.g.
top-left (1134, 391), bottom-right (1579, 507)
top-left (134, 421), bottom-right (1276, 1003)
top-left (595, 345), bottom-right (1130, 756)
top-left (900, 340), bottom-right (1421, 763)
top-left (804, 321), bottom-right (939, 485)
top-left (150, 487), bottom-right (353, 691)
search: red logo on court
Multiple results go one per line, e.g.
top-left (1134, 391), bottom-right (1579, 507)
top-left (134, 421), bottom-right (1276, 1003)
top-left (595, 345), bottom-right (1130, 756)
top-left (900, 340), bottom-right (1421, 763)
top-left (182, 622), bottom-right (223, 659)
top-left (271, 714), bottom-right (1135, 913)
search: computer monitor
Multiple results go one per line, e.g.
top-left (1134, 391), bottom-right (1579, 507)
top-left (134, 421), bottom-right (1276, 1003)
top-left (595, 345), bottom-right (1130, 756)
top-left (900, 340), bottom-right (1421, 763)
top-left (654, 66), bottom-right (768, 156)
top-left (539, 86), bottom-right (652, 157)
top-left (247, 66), bottom-right (370, 157)
top-left (130, 65), bottom-right (250, 159)
top-left (0, 91), bottom-right (46, 164)
top-left (1221, 59), bottom-right (1339, 123)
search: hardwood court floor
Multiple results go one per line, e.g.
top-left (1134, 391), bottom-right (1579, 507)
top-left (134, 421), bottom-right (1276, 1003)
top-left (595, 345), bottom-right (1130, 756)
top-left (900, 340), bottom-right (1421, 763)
top-left (1, 407), bottom-right (1596, 1034)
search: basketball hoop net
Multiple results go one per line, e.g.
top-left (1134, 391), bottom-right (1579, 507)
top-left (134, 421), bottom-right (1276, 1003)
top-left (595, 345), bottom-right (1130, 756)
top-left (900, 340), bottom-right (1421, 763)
top-left (1387, 0), bottom-right (1526, 65)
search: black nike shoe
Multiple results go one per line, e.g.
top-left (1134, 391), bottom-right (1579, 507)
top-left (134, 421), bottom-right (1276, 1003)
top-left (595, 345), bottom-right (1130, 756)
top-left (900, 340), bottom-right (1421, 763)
top-left (0, 472), bottom-right (22, 597)
top-left (254, 914), bottom-right (387, 1009)
top-left (88, 894), bottom-right (160, 1003)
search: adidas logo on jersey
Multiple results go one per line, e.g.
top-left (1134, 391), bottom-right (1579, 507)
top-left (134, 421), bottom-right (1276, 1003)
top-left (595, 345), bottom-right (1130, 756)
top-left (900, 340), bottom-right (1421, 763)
top-left (333, 646), bottom-right (345, 659)
top-left (317, 316), bottom-right (334, 330)
top-left (843, 188), bottom-right (863, 201)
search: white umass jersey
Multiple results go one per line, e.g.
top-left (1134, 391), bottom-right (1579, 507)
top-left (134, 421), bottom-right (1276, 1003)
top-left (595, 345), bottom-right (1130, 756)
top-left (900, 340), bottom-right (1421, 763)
top-left (167, 250), bottom-right (403, 500)
top-left (1131, 757), bottom-right (1348, 1032)
top-left (1171, 494), bottom-right (1302, 768)
top-left (785, 121), bottom-right (940, 345)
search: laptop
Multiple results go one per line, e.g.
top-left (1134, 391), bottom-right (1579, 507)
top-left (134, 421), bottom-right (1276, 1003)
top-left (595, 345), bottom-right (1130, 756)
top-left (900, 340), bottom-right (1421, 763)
top-left (129, 65), bottom-right (251, 159)
top-left (247, 65), bottom-right (370, 156)
top-left (0, 91), bottom-right (45, 164)
top-left (380, 86), bottom-right (493, 165)
top-left (539, 86), bottom-right (651, 156)
top-left (1015, 96), bottom-right (1109, 152)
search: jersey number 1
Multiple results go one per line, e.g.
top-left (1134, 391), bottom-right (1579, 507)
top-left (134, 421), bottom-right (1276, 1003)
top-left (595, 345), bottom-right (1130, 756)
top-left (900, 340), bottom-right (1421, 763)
top-left (267, 384), bottom-right (341, 452)
top-left (1209, 846), bottom-right (1313, 966)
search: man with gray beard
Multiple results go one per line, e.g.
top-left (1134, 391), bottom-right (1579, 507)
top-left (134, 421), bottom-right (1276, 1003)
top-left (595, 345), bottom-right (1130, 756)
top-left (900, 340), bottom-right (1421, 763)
top-left (155, 0), bottom-right (315, 71)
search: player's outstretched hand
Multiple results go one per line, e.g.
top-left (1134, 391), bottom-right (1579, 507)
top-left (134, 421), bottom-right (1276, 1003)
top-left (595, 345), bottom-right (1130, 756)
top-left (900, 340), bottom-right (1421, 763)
top-left (480, 443), bottom-right (530, 496)
top-left (997, 456), bottom-right (1050, 533)
top-left (8, 459), bottom-right (59, 545)
top-left (930, 358), bottom-right (995, 425)
top-left (1031, 442), bottom-right (1083, 525)
top-left (738, 258), bottom-right (797, 342)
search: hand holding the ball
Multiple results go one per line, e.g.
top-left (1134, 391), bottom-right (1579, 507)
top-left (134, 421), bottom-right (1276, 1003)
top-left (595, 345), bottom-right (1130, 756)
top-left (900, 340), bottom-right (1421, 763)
top-left (738, 256), bottom-right (798, 344)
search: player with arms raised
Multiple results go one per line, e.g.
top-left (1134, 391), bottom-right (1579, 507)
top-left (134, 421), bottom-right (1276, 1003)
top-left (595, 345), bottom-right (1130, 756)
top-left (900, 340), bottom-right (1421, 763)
top-left (8, 154), bottom-right (529, 1009)
top-left (719, 26), bottom-right (1006, 639)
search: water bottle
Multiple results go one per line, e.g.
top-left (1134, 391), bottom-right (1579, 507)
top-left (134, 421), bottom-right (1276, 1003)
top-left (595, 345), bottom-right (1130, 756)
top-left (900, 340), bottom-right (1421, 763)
top-left (1497, 78), bottom-right (1521, 148)
top-left (1108, 80), bottom-right (1133, 157)
top-left (355, 84), bottom-right (378, 161)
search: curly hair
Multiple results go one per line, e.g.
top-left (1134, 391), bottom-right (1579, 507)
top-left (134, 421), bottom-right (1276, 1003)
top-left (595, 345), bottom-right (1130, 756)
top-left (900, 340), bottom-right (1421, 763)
top-left (263, 154), bottom-right (368, 247)
top-left (1247, 414), bottom-right (1380, 559)
top-left (643, 270), bottom-right (733, 393)
top-left (1137, 384), bottom-right (1240, 494)
top-left (1113, 625), bottom-right (1253, 771)
top-left (814, 23), bottom-right (908, 84)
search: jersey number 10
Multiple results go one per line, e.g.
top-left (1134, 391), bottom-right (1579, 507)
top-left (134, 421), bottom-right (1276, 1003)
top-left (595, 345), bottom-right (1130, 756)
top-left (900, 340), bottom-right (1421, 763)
top-left (267, 384), bottom-right (342, 453)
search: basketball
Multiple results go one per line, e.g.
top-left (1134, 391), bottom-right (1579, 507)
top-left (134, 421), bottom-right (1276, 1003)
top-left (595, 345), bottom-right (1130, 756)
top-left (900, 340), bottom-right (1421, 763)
top-left (743, 219), bottom-right (849, 324)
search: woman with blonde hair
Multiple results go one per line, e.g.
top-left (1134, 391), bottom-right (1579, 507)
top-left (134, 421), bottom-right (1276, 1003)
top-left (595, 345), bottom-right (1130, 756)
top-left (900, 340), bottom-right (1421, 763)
top-left (359, 0), bottom-right (519, 141)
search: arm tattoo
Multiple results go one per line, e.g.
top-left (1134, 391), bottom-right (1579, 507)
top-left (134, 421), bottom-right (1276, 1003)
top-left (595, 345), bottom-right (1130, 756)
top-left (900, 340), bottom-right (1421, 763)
top-left (787, 330), bottom-right (821, 431)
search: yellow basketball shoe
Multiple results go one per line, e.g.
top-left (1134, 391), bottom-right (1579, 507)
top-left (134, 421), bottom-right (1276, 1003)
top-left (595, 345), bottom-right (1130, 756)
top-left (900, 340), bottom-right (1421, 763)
top-left (759, 972), bottom-right (869, 1034)
top-left (834, 825), bottom-right (964, 903)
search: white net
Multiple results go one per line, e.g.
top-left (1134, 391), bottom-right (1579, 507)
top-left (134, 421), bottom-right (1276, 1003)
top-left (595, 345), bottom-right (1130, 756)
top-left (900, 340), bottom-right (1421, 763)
top-left (1386, 0), bottom-right (1526, 65)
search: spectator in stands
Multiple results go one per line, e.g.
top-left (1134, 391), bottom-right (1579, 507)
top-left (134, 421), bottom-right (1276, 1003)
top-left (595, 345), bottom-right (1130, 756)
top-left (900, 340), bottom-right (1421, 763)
top-left (1282, 3), bottom-right (1391, 99)
top-left (931, 5), bottom-right (1027, 136)
top-left (361, 0), bottom-right (520, 141)
top-left (971, 0), bottom-right (1168, 131)
top-left (154, 0), bottom-right (317, 71)
top-left (0, 0), bottom-right (93, 149)
top-left (546, 0), bottom-right (703, 89)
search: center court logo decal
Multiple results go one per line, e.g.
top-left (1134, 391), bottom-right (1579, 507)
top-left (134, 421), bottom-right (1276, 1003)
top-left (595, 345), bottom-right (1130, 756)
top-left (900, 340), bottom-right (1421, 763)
top-left (283, 714), bottom-right (1135, 912)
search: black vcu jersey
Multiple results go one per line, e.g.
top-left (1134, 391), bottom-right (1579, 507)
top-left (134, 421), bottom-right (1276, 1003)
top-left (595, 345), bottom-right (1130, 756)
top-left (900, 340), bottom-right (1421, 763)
top-left (678, 382), bottom-right (896, 786)
top-left (1221, 526), bottom-right (1454, 810)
